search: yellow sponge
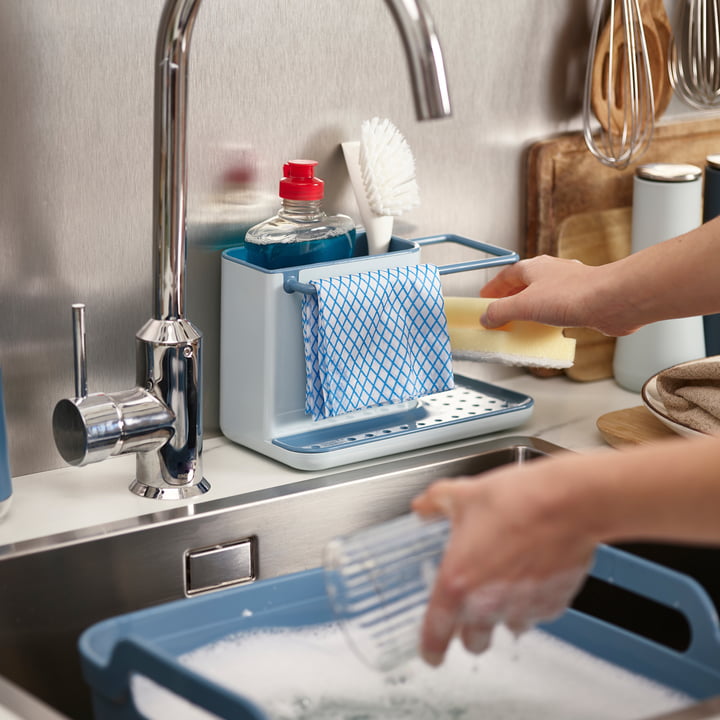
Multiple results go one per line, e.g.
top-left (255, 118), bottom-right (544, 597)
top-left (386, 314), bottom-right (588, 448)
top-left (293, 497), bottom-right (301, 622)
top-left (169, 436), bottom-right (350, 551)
top-left (444, 297), bottom-right (576, 369)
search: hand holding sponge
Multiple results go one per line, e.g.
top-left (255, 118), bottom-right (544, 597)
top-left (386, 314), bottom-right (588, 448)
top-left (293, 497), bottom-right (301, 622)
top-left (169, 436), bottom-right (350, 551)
top-left (444, 297), bottom-right (576, 369)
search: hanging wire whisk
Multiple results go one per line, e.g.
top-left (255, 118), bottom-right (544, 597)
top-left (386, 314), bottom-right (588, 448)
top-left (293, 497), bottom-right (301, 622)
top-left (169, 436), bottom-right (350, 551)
top-left (583, 0), bottom-right (656, 169)
top-left (669, 0), bottom-right (720, 108)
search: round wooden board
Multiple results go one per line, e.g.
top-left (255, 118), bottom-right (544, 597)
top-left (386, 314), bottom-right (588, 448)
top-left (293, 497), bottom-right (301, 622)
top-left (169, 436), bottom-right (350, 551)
top-left (597, 406), bottom-right (678, 448)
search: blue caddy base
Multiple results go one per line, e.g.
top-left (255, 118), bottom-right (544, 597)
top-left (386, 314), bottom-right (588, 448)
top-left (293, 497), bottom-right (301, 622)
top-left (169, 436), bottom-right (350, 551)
top-left (79, 545), bottom-right (720, 719)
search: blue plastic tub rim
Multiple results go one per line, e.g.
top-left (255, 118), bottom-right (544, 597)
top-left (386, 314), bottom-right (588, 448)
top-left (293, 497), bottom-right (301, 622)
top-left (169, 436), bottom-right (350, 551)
top-left (78, 544), bottom-right (720, 720)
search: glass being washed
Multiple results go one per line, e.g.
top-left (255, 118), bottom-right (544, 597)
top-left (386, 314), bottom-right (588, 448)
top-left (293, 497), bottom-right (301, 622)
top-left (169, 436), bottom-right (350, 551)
top-left (323, 513), bottom-right (450, 672)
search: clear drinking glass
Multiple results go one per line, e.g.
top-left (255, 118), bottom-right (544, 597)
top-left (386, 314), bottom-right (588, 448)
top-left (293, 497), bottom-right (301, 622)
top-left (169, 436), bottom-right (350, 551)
top-left (323, 513), bottom-right (450, 672)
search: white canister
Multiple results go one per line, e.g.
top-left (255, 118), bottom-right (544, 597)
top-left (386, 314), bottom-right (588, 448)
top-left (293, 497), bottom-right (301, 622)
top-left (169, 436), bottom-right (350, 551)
top-left (613, 163), bottom-right (706, 393)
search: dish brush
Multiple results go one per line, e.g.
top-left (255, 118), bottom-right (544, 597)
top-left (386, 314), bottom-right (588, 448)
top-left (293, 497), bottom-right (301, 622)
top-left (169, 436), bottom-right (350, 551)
top-left (342, 117), bottom-right (420, 255)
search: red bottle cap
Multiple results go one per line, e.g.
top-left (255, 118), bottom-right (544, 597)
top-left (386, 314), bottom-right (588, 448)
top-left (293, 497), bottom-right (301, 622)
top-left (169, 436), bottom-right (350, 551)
top-left (279, 159), bottom-right (324, 201)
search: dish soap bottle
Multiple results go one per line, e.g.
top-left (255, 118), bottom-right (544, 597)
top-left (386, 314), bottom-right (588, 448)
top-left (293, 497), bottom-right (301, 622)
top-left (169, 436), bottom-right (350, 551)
top-left (245, 160), bottom-right (356, 269)
top-left (0, 369), bottom-right (12, 521)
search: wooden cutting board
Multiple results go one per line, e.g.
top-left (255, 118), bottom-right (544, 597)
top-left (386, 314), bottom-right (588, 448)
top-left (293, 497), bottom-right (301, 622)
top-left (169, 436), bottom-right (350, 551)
top-left (559, 207), bottom-right (631, 381)
top-left (526, 116), bottom-right (720, 381)
top-left (526, 116), bottom-right (720, 258)
top-left (597, 406), bottom-right (678, 448)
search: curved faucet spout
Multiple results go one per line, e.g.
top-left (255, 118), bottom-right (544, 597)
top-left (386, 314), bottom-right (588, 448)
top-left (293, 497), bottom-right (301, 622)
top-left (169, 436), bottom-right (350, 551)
top-left (153, 0), bottom-right (202, 322)
top-left (385, 0), bottom-right (452, 120)
top-left (152, 0), bottom-right (452, 324)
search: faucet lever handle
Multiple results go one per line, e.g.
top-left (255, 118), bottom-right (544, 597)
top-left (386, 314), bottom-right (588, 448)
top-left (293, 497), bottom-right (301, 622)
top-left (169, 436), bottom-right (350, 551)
top-left (71, 303), bottom-right (88, 398)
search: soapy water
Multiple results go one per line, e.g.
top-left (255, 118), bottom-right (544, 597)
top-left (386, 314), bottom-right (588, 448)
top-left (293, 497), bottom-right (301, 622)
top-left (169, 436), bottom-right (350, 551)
top-left (132, 622), bottom-right (691, 720)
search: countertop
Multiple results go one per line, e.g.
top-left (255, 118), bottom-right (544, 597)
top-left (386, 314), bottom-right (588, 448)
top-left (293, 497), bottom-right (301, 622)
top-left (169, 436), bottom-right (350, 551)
top-left (0, 362), bottom-right (640, 550)
top-left (0, 363), bottom-right (643, 719)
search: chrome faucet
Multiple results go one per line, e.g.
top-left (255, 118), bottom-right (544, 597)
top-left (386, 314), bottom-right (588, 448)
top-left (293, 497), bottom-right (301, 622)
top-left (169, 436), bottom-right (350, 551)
top-left (52, 0), bottom-right (451, 500)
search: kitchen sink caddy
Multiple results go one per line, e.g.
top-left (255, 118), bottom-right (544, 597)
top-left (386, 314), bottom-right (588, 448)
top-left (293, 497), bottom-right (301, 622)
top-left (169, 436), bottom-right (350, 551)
top-left (220, 232), bottom-right (531, 470)
top-left (79, 544), bottom-right (720, 719)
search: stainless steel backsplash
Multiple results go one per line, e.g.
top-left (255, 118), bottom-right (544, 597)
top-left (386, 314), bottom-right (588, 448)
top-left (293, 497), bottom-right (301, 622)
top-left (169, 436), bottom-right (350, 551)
top-left (0, 0), bottom-right (694, 477)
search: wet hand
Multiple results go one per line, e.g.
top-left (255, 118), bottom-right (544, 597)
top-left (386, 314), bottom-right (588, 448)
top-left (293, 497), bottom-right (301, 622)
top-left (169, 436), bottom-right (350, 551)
top-left (411, 465), bottom-right (595, 666)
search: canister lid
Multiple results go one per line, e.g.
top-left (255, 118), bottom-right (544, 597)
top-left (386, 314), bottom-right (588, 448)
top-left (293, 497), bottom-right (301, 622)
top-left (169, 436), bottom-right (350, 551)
top-left (635, 163), bottom-right (702, 182)
top-left (707, 154), bottom-right (720, 170)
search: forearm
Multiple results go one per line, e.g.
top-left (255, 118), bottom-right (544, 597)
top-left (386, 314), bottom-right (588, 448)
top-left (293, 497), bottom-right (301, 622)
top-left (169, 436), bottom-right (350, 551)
top-left (414, 434), bottom-right (720, 665)
top-left (597, 216), bottom-right (720, 326)
top-left (557, 435), bottom-right (720, 547)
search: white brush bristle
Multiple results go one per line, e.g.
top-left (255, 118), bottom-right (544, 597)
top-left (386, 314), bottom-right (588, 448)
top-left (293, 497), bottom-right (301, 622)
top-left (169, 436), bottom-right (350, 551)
top-left (359, 117), bottom-right (420, 216)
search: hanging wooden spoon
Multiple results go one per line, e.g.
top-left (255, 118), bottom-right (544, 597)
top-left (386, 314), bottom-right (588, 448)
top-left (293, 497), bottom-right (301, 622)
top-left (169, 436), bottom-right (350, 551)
top-left (590, 0), bottom-right (672, 133)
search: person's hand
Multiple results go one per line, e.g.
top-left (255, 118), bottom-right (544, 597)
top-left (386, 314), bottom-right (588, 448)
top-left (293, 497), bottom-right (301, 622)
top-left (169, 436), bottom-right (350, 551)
top-left (479, 255), bottom-right (641, 337)
top-left (411, 457), bottom-right (596, 666)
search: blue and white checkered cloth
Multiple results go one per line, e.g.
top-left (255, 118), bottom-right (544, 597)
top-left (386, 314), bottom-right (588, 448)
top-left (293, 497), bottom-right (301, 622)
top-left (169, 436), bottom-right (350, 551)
top-left (301, 264), bottom-right (454, 420)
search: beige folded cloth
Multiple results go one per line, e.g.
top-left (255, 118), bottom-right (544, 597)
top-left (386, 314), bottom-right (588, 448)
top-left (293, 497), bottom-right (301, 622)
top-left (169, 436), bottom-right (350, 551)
top-left (656, 360), bottom-right (720, 434)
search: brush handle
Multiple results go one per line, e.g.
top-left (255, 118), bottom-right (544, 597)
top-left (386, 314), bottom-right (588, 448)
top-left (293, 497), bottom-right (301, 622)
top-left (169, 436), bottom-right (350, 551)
top-left (342, 141), bottom-right (393, 255)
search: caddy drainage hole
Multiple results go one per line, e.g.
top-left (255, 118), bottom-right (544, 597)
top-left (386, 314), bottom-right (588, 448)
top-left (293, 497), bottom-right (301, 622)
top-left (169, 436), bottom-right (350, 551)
top-left (416, 391), bottom-right (507, 427)
top-left (301, 389), bottom-right (511, 450)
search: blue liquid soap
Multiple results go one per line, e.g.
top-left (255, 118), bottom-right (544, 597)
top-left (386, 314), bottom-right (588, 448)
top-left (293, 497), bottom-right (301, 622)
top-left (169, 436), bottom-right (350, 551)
top-left (245, 159), bottom-right (356, 270)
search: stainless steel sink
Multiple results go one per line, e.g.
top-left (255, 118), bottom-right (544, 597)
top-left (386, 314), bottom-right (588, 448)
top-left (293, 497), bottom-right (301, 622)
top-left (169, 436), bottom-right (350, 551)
top-left (0, 435), bottom-right (561, 719)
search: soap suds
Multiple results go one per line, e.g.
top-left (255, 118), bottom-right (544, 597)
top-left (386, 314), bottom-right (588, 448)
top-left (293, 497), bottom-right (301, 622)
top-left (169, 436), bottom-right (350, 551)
top-left (132, 623), bottom-right (691, 720)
